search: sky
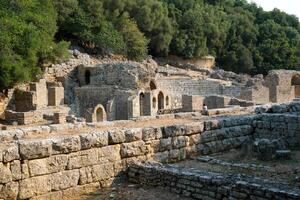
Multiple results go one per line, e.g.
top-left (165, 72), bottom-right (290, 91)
top-left (248, 0), bottom-right (300, 19)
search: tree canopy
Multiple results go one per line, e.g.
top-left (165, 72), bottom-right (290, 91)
top-left (1, 0), bottom-right (300, 89)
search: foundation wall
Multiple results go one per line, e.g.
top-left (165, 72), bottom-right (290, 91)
top-left (0, 116), bottom-right (256, 199)
top-left (129, 163), bottom-right (300, 200)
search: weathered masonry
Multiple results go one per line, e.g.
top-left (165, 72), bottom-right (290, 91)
top-left (129, 163), bottom-right (300, 200)
top-left (0, 102), bottom-right (300, 199)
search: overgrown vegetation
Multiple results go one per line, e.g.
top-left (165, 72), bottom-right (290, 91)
top-left (1, 0), bottom-right (300, 90)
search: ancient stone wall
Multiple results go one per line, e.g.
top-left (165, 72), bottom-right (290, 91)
top-left (129, 163), bottom-right (300, 200)
top-left (239, 86), bottom-right (270, 104)
top-left (1, 102), bottom-right (300, 199)
top-left (156, 78), bottom-right (223, 97)
top-left (253, 113), bottom-right (300, 148)
top-left (0, 116), bottom-right (257, 199)
top-left (75, 86), bottom-right (116, 117)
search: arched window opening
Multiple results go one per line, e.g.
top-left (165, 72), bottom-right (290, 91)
top-left (150, 81), bottom-right (157, 90)
top-left (166, 96), bottom-right (169, 106)
top-left (85, 70), bottom-right (91, 85)
top-left (158, 92), bottom-right (164, 110)
top-left (139, 93), bottom-right (145, 116)
top-left (152, 97), bottom-right (157, 109)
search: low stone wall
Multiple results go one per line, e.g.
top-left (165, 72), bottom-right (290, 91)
top-left (0, 115), bottom-right (258, 199)
top-left (128, 163), bottom-right (300, 200)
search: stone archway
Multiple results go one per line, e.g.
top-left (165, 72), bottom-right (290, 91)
top-left (93, 104), bottom-right (107, 122)
top-left (158, 92), bottom-right (164, 110)
top-left (85, 70), bottom-right (91, 85)
top-left (292, 74), bottom-right (300, 98)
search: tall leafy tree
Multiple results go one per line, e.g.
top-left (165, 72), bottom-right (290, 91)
top-left (0, 0), bottom-right (68, 90)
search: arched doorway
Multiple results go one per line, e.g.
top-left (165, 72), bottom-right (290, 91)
top-left (85, 70), bottom-right (91, 85)
top-left (292, 74), bottom-right (300, 98)
top-left (140, 93), bottom-right (145, 116)
top-left (150, 81), bottom-right (157, 90)
top-left (91, 104), bottom-right (107, 122)
top-left (96, 107), bottom-right (104, 122)
top-left (158, 92), bottom-right (164, 110)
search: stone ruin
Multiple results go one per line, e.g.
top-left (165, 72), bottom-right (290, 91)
top-left (2, 50), bottom-right (300, 125)
top-left (0, 50), bottom-right (299, 199)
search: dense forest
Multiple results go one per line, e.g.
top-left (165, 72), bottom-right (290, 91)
top-left (1, 0), bottom-right (300, 90)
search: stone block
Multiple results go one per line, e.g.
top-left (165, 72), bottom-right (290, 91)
top-left (19, 139), bottom-right (52, 160)
top-left (163, 125), bottom-right (186, 138)
top-left (0, 163), bottom-right (12, 184)
top-left (52, 136), bottom-right (81, 154)
top-left (189, 134), bottom-right (202, 145)
top-left (125, 128), bottom-right (142, 142)
top-left (1, 143), bottom-right (19, 162)
top-left (172, 136), bottom-right (189, 148)
top-left (186, 122), bottom-right (204, 135)
top-left (28, 159), bottom-right (48, 177)
top-left (108, 130), bottom-right (125, 144)
top-left (28, 155), bottom-right (68, 177)
top-left (62, 182), bottom-right (100, 199)
top-left (79, 167), bottom-right (93, 185)
top-left (91, 164), bottom-right (114, 182)
top-left (19, 175), bottom-right (52, 199)
top-left (142, 127), bottom-right (156, 141)
top-left (21, 160), bottom-right (29, 179)
top-left (10, 160), bottom-right (22, 181)
top-left (0, 181), bottom-right (18, 200)
top-left (148, 140), bottom-right (160, 153)
top-left (120, 141), bottom-right (149, 158)
top-left (50, 170), bottom-right (80, 191)
top-left (153, 151), bottom-right (169, 163)
top-left (169, 149), bottom-right (180, 160)
top-left (98, 145), bottom-right (121, 163)
top-left (30, 191), bottom-right (63, 200)
top-left (80, 131), bottom-right (108, 150)
top-left (160, 138), bottom-right (172, 151)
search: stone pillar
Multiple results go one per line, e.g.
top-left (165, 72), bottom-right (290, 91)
top-left (48, 87), bottom-right (64, 106)
top-left (182, 95), bottom-right (204, 112)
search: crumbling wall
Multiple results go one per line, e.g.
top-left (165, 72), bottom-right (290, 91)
top-left (129, 163), bottom-right (300, 200)
top-left (239, 86), bottom-right (269, 104)
top-left (266, 70), bottom-right (295, 103)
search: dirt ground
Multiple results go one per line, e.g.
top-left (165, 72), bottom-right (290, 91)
top-left (74, 183), bottom-right (190, 200)
top-left (175, 150), bottom-right (300, 186)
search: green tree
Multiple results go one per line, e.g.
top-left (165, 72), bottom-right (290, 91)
top-left (116, 14), bottom-right (149, 61)
top-left (0, 0), bottom-right (68, 90)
